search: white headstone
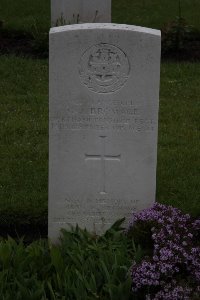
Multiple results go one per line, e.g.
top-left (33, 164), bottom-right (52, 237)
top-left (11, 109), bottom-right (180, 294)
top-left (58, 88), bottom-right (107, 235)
top-left (49, 24), bottom-right (161, 242)
top-left (51, 0), bottom-right (111, 26)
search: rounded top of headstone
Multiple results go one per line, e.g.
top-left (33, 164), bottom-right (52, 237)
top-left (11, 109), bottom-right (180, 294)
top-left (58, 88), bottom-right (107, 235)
top-left (50, 23), bottom-right (161, 37)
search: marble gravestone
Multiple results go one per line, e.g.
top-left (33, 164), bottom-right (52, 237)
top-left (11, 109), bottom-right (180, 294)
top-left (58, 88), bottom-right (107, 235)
top-left (51, 0), bottom-right (111, 26)
top-left (49, 23), bottom-right (161, 242)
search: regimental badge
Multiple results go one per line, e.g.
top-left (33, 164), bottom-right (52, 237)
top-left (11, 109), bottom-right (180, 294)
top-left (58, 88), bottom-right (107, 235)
top-left (79, 43), bottom-right (130, 93)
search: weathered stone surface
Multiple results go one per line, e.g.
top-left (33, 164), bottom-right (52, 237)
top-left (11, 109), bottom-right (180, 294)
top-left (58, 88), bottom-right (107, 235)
top-left (51, 0), bottom-right (111, 26)
top-left (49, 24), bottom-right (161, 242)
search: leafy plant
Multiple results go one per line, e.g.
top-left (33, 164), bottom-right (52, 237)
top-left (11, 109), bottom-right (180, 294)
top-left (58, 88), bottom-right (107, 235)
top-left (0, 206), bottom-right (199, 299)
top-left (161, 0), bottom-right (200, 55)
top-left (162, 17), bottom-right (195, 53)
top-left (0, 220), bottom-right (136, 299)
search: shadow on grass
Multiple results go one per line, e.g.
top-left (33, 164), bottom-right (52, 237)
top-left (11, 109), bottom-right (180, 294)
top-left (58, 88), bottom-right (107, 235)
top-left (0, 28), bottom-right (48, 59)
top-left (1, 26), bottom-right (200, 61)
top-left (0, 215), bottom-right (48, 243)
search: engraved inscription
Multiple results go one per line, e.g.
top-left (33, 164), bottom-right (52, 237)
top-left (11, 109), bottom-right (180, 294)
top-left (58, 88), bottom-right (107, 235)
top-left (51, 99), bottom-right (156, 132)
top-left (51, 115), bottom-right (155, 132)
top-left (52, 198), bottom-right (139, 225)
top-left (79, 43), bottom-right (130, 93)
top-left (85, 136), bottom-right (121, 194)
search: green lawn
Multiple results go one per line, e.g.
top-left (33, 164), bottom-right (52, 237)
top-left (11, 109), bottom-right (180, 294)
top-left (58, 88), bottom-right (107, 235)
top-left (0, 55), bottom-right (199, 227)
top-left (0, 0), bottom-right (200, 32)
top-left (113, 0), bottom-right (200, 30)
top-left (158, 62), bottom-right (200, 216)
top-left (0, 1), bottom-right (200, 228)
top-left (0, 56), bottom-right (48, 225)
top-left (0, 0), bottom-right (50, 32)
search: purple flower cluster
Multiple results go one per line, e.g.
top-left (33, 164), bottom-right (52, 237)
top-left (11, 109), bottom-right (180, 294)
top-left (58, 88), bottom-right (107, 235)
top-left (146, 282), bottom-right (192, 300)
top-left (126, 203), bottom-right (200, 299)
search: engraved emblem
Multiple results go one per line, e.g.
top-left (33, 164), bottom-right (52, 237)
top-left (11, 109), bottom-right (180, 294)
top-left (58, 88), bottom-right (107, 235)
top-left (79, 43), bottom-right (130, 93)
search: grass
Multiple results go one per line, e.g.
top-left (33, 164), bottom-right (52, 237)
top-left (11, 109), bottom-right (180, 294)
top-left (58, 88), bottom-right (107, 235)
top-left (157, 62), bottom-right (200, 216)
top-left (0, 0), bottom-right (50, 33)
top-left (0, 54), bottom-right (199, 227)
top-left (0, 0), bottom-right (200, 32)
top-left (0, 0), bottom-right (200, 229)
top-left (0, 56), bottom-right (48, 225)
top-left (113, 0), bottom-right (200, 30)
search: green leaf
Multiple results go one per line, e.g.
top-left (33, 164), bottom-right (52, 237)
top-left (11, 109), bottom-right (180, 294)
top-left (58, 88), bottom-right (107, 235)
top-left (50, 245), bottom-right (64, 273)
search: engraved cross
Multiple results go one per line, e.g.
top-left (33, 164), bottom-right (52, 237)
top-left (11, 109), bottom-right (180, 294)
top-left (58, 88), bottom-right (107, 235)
top-left (85, 136), bottom-right (121, 194)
